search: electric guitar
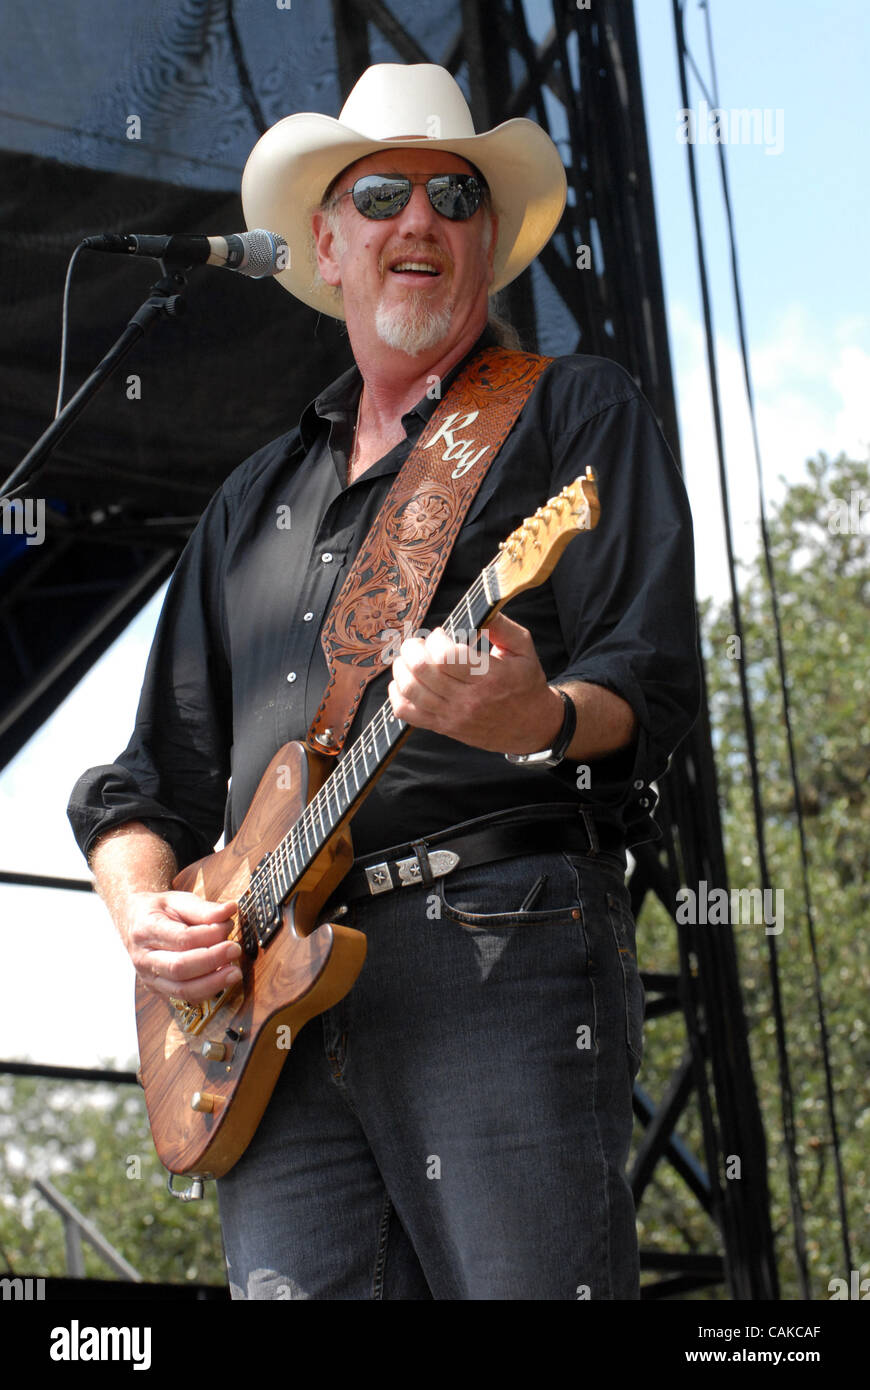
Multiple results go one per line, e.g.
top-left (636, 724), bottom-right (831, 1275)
top-left (136, 469), bottom-right (600, 1183)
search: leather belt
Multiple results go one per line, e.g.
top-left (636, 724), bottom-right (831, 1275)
top-left (336, 804), bottom-right (625, 903)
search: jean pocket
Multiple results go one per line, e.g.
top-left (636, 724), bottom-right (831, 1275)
top-left (436, 852), bottom-right (583, 930)
top-left (605, 887), bottom-right (645, 1075)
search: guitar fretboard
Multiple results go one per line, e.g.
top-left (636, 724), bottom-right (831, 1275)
top-left (239, 558), bottom-right (500, 946)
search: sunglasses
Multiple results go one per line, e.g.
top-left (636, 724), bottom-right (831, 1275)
top-left (333, 172), bottom-right (486, 222)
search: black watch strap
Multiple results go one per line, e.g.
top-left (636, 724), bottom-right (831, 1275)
top-left (505, 687), bottom-right (577, 768)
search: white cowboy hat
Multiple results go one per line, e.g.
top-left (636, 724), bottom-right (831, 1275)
top-left (241, 62), bottom-right (567, 319)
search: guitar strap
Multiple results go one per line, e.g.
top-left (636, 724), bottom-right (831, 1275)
top-left (306, 345), bottom-right (553, 757)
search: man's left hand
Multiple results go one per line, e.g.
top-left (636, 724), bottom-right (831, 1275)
top-left (388, 611), bottom-right (564, 755)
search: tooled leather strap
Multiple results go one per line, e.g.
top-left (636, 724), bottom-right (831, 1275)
top-left (306, 346), bottom-right (552, 757)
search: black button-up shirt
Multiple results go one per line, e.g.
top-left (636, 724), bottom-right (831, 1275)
top-left (68, 330), bottom-right (700, 866)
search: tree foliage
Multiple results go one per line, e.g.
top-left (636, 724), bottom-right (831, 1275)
top-left (636, 452), bottom-right (869, 1297)
top-left (0, 1072), bottom-right (225, 1286)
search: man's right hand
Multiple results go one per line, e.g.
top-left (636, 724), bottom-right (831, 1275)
top-left (120, 891), bottom-right (242, 1002)
top-left (88, 823), bottom-right (242, 1004)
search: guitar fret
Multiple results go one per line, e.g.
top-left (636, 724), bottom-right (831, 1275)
top-left (316, 787), bottom-right (329, 838)
top-left (481, 565), bottom-right (495, 606)
top-left (350, 750), bottom-right (362, 790)
top-left (330, 775), bottom-right (343, 826)
top-left (306, 804), bottom-right (318, 853)
top-left (273, 847), bottom-right (286, 901)
top-left (324, 778), bottom-right (337, 830)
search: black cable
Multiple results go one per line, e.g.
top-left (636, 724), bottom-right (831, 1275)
top-left (55, 242), bottom-right (86, 419)
top-left (0, 243), bottom-right (85, 502)
top-left (671, 0), bottom-right (810, 1297)
top-left (700, 0), bottom-right (852, 1276)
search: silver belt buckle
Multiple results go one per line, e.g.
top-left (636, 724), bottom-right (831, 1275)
top-left (366, 849), bottom-right (460, 895)
top-left (397, 848), bottom-right (460, 887)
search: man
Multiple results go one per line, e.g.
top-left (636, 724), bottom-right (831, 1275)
top-left (68, 64), bottom-right (700, 1300)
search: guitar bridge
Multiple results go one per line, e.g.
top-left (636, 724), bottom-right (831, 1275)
top-left (169, 989), bottom-right (226, 1036)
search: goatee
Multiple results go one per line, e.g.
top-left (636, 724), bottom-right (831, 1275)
top-left (375, 293), bottom-right (452, 356)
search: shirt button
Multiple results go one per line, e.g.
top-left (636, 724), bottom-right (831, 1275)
top-left (321, 552), bottom-right (333, 563)
top-left (640, 797), bottom-right (650, 808)
top-left (633, 779), bottom-right (644, 790)
top-left (303, 612), bottom-right (314, 622)
top-left (286, 672), bottom-right (297, 683)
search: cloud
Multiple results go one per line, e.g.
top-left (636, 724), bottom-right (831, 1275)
top-left (669, 303), bottom-right (870, 602)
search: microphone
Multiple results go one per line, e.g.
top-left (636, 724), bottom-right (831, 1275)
top-left (81, 229), bottom-right (288, 277)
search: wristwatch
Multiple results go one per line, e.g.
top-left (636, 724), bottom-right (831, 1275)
top-left (504, 687), bottom-right (577, 768)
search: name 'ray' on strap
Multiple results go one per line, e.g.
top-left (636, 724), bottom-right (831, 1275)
top-left (307, 346), bottom-right (553, 757)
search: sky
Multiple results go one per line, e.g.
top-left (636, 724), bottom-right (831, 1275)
top-left (1, 0), bottom-right (867, 1071)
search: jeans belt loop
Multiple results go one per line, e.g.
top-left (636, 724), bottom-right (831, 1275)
top-left (410, 840), bottom-right (435, 887)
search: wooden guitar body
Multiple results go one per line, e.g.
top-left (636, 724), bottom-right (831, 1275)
top-left (135, 739), bottom-right (367, 1179)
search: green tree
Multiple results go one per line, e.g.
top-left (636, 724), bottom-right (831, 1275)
top-left (0, 1071), bottom-right (225, 1285)
top-left (635, 451), bottom-right (869, 1297)
top-left (701, 451), bottom-right (869, 1297)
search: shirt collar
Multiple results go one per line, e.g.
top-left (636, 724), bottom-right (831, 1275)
top-left (298, 323), bottom-right (500, 454)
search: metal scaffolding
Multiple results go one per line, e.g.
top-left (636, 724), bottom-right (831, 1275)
top-left (0, 0), bottom-right (778, 1298)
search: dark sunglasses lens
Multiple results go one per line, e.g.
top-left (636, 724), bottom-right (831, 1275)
top-left (351, 176), bottom-right (411, 219)
top-left (349, 173), bottom-right (485, 220)
top-left (428, 174), bottom-right (483, 220)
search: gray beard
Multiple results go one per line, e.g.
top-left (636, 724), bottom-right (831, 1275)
top-left (375, 293), bottom-right (453, 356)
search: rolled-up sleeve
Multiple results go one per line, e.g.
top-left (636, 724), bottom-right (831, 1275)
top-left (67, 485), bottom-right (234, 868)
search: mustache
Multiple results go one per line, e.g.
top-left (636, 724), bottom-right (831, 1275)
top-left (379, 244), bottom-right (453, 276)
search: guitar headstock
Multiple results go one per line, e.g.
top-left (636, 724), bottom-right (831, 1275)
top-left (492, 469), bottom-right (600, 602)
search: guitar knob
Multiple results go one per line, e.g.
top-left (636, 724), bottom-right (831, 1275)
top-left (190, 1091), bottom-right (219, 1113)
top-left (201, 1040), bottom-right (227, 1061)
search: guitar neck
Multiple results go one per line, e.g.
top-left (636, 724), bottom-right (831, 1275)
top-left (258, 556), bottom-right (503, 908)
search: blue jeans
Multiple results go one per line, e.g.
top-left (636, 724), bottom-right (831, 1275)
top-left (217, 846), bottom-right (644, 1299)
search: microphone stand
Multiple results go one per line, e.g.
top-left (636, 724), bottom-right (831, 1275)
top-left (1, 260), bottom-right (191, 499)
